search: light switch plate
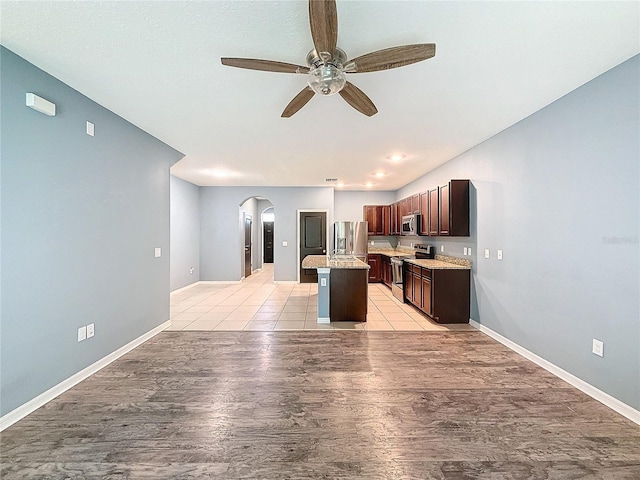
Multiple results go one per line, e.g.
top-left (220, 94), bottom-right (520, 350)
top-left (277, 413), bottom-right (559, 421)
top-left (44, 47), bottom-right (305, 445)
top-left (86, 121), bottom-right (94, 136)
top-left (440, 245), bottom-right (444, 252)
top-left (78, 326), bottom-right (87, 342)
top-left (155, 247), bottom-right (161, 257)
top-left (282, 241), bottom-right (288, 247)
top-left (468, 248), bottom-right (472, 256)
top-left (484, 249), bottom-right (490, 259)
top-left (463, 247), bottom-right (468, 255)
top-left (87, 323), bottom-right (95, 338)
top-left (497, 249), bottom-right (503, 260)
top-left (320, 278), bottom-right (327, 287)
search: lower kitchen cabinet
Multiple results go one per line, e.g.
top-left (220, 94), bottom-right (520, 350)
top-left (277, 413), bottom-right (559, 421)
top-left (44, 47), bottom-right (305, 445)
top-left (367, 254), bottom-right (381, 283)
top-left (404, 264), bottom-right (470, 323)
top-left (381, 256), bottom-right (392, 287)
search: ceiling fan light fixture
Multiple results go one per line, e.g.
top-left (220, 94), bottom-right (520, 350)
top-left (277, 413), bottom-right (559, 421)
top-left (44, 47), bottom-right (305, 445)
top-left (307, 64), bottom-right (346, 96)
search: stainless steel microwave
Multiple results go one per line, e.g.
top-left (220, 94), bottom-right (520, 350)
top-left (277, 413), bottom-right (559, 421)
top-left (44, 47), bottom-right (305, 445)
top-left (401, 214), bottom-right (419, 236)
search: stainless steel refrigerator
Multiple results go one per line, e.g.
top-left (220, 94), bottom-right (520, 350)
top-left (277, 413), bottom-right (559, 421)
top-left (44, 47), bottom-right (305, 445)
top-left (333, 221), bottom-right (368, 260)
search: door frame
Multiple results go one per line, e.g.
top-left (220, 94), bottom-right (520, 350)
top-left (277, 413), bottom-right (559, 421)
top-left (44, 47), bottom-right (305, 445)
top-left (296, 209), bottom-right (330, 283)
top-left (242, 213), bottom-right (252, 280)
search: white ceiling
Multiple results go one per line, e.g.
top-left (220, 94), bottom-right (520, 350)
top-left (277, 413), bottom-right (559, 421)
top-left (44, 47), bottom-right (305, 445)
top-left (2, 1), bottom-right (638, 190)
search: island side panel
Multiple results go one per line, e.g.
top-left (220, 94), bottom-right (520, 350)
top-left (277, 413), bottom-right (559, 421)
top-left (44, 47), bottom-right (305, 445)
top-left (330, 269), bottom-right (368, 322)
top-left (317, 268), bottom-right (330, 324)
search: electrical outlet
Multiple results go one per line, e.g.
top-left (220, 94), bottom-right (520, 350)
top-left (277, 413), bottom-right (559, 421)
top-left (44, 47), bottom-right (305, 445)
top-left (463, 247), bottom-right (468, 255)
top-left (282, 241), bottom-right (288, 247)
top-left (468, 248), bottom-right (472, 256)
top-left (87, 323), bottom-right (95, 338)
top-left (78, 326), bottom-right (87, 342)
top-left (497, 249), bottom-right (503, 260)
top-left (190, 267), bottom-right (194, 274)
top-left (484, 249), bottom-right (490, 259)
top-left (320, 278), bottom-right (327, 287)
top-left (592, 339), bottom-right (604, 357)
top-left (154, 247), bottom-right (161, 258)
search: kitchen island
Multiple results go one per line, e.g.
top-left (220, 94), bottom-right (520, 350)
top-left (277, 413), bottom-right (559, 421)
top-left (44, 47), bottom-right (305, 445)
top-left (301, 255), bottom-right (369, 323)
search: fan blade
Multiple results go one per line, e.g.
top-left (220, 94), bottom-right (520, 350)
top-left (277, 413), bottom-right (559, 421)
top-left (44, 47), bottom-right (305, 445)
top-left (221, 58), bottom-right (309, 74)
top-left (309, 0), bottom-right (338, 57)
top-left (339, 82), bottom-right (378, 117)
top-left (282, 87), bottom-right (316, 117)
top-left (348, 44), bottom-right (436, 73)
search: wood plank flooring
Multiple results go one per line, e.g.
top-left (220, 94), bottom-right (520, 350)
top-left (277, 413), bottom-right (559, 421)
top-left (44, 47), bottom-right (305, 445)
top-left (2, 331), bottom-right (639, 479)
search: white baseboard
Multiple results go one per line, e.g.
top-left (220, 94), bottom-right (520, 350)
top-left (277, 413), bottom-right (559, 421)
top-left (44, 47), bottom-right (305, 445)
top-left (317, 317), bottom-right (330, 324)
top-left (199, 280), bottom-right (241, 285)
top-left (170, 281), bottom-right (200, 295)
top-left (274, 281), bottom-right (298, 285)
top-left (469, 319), bottom-right (640, 426)
top-left (0, 320), bottom-right (171, 432)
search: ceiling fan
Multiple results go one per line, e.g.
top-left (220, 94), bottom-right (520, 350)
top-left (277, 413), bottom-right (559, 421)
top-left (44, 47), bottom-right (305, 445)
top-left (221, 0), bottom-right (436, 118)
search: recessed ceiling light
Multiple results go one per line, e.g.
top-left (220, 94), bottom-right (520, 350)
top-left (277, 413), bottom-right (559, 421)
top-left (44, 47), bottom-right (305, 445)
top-left (389, 154), bottom-right (405, 162)
top-left (365, 182), bottom-right (374, 188)
top-left (209, 168), bottom-right (233, 178)
top-left (374, 171), bottom-right (385, 178)
top-left (337, 182), bottom-right (345, 188)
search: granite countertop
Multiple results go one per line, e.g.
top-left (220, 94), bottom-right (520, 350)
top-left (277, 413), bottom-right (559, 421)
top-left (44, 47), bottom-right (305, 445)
top-left (369, 248), bottom-right (472, 270)
top-left (367, 247), bottom-right (415, 257)
top-left (405, 258), bottom-right (471, 270)
top-left (302, 255), bottom-right (370, 270)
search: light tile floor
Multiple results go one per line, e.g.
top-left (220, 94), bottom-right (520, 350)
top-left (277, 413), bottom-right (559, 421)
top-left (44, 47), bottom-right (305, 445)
top-left (168, 264), bottom-right (474, 332)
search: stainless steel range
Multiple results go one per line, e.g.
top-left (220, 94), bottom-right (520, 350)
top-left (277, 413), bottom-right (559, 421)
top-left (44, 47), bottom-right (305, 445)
top-left (391, 244), bottom-right (435, 302)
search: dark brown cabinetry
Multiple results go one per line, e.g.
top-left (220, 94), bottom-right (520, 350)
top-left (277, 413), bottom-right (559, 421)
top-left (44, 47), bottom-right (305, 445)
top-left (363, 205), bottom-right (390, 236)
top-left (390, 202), bottom-right (400, 235)
top-left (367, 254), bottom-right (381, 283)
top-left (411, 194), bottom-right (421, 214)
top-left (419, 192), bottom-right (430, 236)
top-left (330, 268), bottom-right (368, 322)
top-left (404, 263), bottom-right (470, 323)
top-left (381, 255), bottom-right (392, 287)
top-left (428, 188), bottom-right (439, 236)
top-left (365, 179), bottom-right (469, 238)
top-left (400, 198), bottom-right (410, 217)
top-left (438, 180), bottom-right (470, 236)
top-left (439, 183), bottom-right (450, 235)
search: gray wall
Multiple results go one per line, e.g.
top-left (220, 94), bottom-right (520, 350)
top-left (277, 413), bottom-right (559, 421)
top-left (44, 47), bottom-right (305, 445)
top-left (0, 47), bottom-right (183, 416)
top-left (170, 175), bottom-right (200, 291)
top-left (200, 187), bottom-right (334, 282)
top-left (398, 55), bottom-right (640, 409)
top-left (334, 190), bottom-right (396, 222)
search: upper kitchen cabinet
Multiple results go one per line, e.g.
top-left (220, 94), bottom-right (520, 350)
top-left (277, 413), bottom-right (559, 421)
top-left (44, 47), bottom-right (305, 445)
top-left (411, 194), bottom-right (421, 214)
top-left (439, 180), bottom-right (470, 236)
top-left (428, 188), bottom-right (439, 236)
top-left (419, 192), bottom-right (430, 236)
top-left (363, 205), bottom-right (390, 236)
top-left (398, 198), bottom-right (409, 217)
top-left (390, 202), bottom-right (400, 236)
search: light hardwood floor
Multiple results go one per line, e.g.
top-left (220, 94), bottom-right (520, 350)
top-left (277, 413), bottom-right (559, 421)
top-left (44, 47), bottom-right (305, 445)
top-left (2, 331), bottom-right (639, 479)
